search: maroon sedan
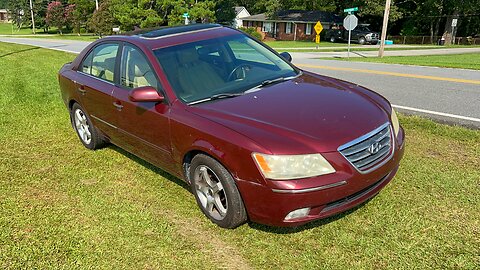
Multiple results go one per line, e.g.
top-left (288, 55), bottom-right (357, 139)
top-left (58, 24), bottom-right (405, 228)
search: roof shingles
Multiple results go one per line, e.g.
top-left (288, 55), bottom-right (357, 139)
top-left (242, 10), bottom-right (342, 24)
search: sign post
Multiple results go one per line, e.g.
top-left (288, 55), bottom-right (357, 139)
top-left (451, 18), bottom-right (458, 43)
top-left (378, 0), bottom-right (392, 57)
top-left (314, 21), bottom-right (323, 49)
top-left (183, 12), bottom-right (190, 25)
top-left (343, 14), bottom-right (358, 59)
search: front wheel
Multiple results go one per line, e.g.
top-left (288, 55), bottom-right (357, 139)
top-left (329, 36), bottom-right (336, 43)
top-left (71, 103), bottom-right (106, 150)
top-left (358, 36), bottom-right (366, 45)
top-left (190, 154), bottom-right (247, 228)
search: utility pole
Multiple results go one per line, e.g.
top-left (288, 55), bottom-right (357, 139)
top-left (29, 0), bottom-right (35, 34)
top-left (95, 0), bottom-right (99, 10)
top-left (378, 0), bottom-right (391, 58)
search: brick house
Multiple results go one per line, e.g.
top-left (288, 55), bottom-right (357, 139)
top-left (0, 9), bottom-right (10, 22)
top-left (242, 10), bottom-right (342, 41)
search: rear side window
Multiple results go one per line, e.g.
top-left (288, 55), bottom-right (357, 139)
top-left (120, 45), bottom-right (159, 90)
top-left (81, 43), bottom-right (119, 83)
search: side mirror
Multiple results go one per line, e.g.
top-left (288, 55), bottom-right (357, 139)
top-left (128, 86), bottom-right (165, 102)
top-left (280, 52), bottom-right (292, 62)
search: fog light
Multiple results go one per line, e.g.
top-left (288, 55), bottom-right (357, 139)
top-left (284, 207), bottom-right (310, 221)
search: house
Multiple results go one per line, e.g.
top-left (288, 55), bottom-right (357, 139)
top-left (0, 9), bottom-right (9, 22)
top-left (242, 10), bottom-right (343, 41)
top-left (233, 6), bottom-right (250, 28)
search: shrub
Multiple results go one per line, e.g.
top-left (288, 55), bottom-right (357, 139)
top-left (238, 27), bottom-right (262, 40)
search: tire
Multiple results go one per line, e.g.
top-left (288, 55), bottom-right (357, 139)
top-left (190, 154), bottom-right (247, 228)
top-left (358, 36), bottom-right (366, 45)
top-left (70, 103), bottom-right (106, 150)
top-left (329, 36), bottom-right (336, 43)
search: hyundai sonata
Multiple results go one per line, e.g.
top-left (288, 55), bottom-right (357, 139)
top-left (58, 24), bottom-right (405, 228)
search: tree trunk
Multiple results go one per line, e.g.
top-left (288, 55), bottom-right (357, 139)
top-left (444, 11), bottom-right (459, 45)
top-left (430, 20), bottom-right (434, 44)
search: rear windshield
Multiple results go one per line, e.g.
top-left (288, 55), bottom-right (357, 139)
top-left (154, 33), bottom-right (298, 104)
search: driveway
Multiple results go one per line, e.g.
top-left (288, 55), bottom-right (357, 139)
top-left (1, 37), bottom-right (479, 128)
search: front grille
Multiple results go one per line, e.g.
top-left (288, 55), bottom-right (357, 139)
top-left (338, 123), bottom-right (393, 173)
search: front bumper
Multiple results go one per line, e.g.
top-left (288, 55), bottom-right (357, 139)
top-left (236, 127), bottom-right (405, 227)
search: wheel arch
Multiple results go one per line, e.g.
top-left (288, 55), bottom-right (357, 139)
top-left (182, 144), bottom-right (228, 184)
top-left (68, 99), bottom-right (79, 111)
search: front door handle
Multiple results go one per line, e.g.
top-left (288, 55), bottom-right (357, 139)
top-left (113, 101), bottom-right (123, 111)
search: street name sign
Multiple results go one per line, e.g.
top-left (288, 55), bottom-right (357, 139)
top-left (344, 7), bottom-right (359, 13)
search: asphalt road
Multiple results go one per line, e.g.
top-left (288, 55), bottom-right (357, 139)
top-left (1, 37), bottom-right (479, 128)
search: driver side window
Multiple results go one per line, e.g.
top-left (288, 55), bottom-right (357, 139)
top-left (120, 45), bottom-right (160, 90)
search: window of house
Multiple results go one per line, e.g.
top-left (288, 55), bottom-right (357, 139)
top-left (305, 23), bottom-right (312, 35)
top-left (262, 22), bottom-right (273, 33)
top-left (286, 22), bottom-right (292, 34)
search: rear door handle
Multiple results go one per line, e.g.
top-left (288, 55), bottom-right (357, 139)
top-left (113, 101), bottom-right (123, 111)
top-left (77, 84), bottom-right (87, 95)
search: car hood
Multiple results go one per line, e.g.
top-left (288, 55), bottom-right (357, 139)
top-left (187, 72), bottom-right (390, 153)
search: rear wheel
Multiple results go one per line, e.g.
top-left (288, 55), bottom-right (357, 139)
top-left (71, 103), bottom-right (106, 150)
top-left (190, 154), bottom-right (247, 228)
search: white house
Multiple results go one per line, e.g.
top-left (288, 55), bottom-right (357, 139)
top-left (233, 6), bottom-right (250, 28)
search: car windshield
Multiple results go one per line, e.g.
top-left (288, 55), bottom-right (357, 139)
top-left (153, 33), bottom-right (298, 104)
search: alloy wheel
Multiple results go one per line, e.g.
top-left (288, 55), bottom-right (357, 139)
top-left (74, 108), bottom-right (92, 145)
top-left (194, 165), bottom-right (228, 220)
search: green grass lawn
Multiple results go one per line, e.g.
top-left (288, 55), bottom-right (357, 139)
top-left (0, 22), bottom-right (36, 35)
top-left (329, 53), bottom-right (480, 70)
top-left (0, 41), bottom-right (479, 269)
top-left (0, 23), bottom-right (98, 41)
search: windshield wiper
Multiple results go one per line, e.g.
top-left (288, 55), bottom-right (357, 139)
top-left (210, 92), bottom-right (244, 100)
top-left (244, 76), bottom-right (290, 94)
top-left (260, 77), bottom-right (286, 87)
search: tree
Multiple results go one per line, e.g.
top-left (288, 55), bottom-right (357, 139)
top-left (89, 0), bottom-right (116, 36)
top-left (215, 0), bottom-right (235, 25)
top-left (166, 0), bottom-right (216, 26)
top-left (33, 0), bottom-right (51, 32)
top-left (68, 0), bottom-right (96, 35)
top-left (190, 0), bottom-right (215, 23)
top-left (46, 1), bottom-right (69, 34)
top-left (6, 0), bottom-right (29, 29)
top-left (110, 0), bottom-right (164, 30)
top-left (0, 0), bottom-right (8, 8)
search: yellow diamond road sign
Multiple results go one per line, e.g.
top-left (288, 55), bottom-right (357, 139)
top-left (314, 21), bottom-right (323, 34)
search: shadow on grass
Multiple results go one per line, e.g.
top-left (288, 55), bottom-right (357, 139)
top-left (247, 197), bottom-right (374, 234)
top-left (0, 46), bottom-right (40, 58)
top-left (107, 144), bottom-right (374, 234)
top-left (107, 144), bottom-right (190, 192)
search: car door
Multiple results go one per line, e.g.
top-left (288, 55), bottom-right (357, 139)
top-left (75, 42), bottom-right (120, 140)
top-left (111, 43), bottom-right (173, 170)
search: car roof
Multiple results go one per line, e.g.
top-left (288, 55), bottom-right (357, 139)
top-left (99, 24), bottom-right (239, 50)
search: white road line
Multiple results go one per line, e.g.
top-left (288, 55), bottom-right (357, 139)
top-left (392, 104), bottom-right (480, 123)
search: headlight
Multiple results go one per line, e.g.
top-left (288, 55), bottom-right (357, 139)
top-left (252, 153), bottom-right (335, 180)
top-left (391, 108), bottom-right (400, 137)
